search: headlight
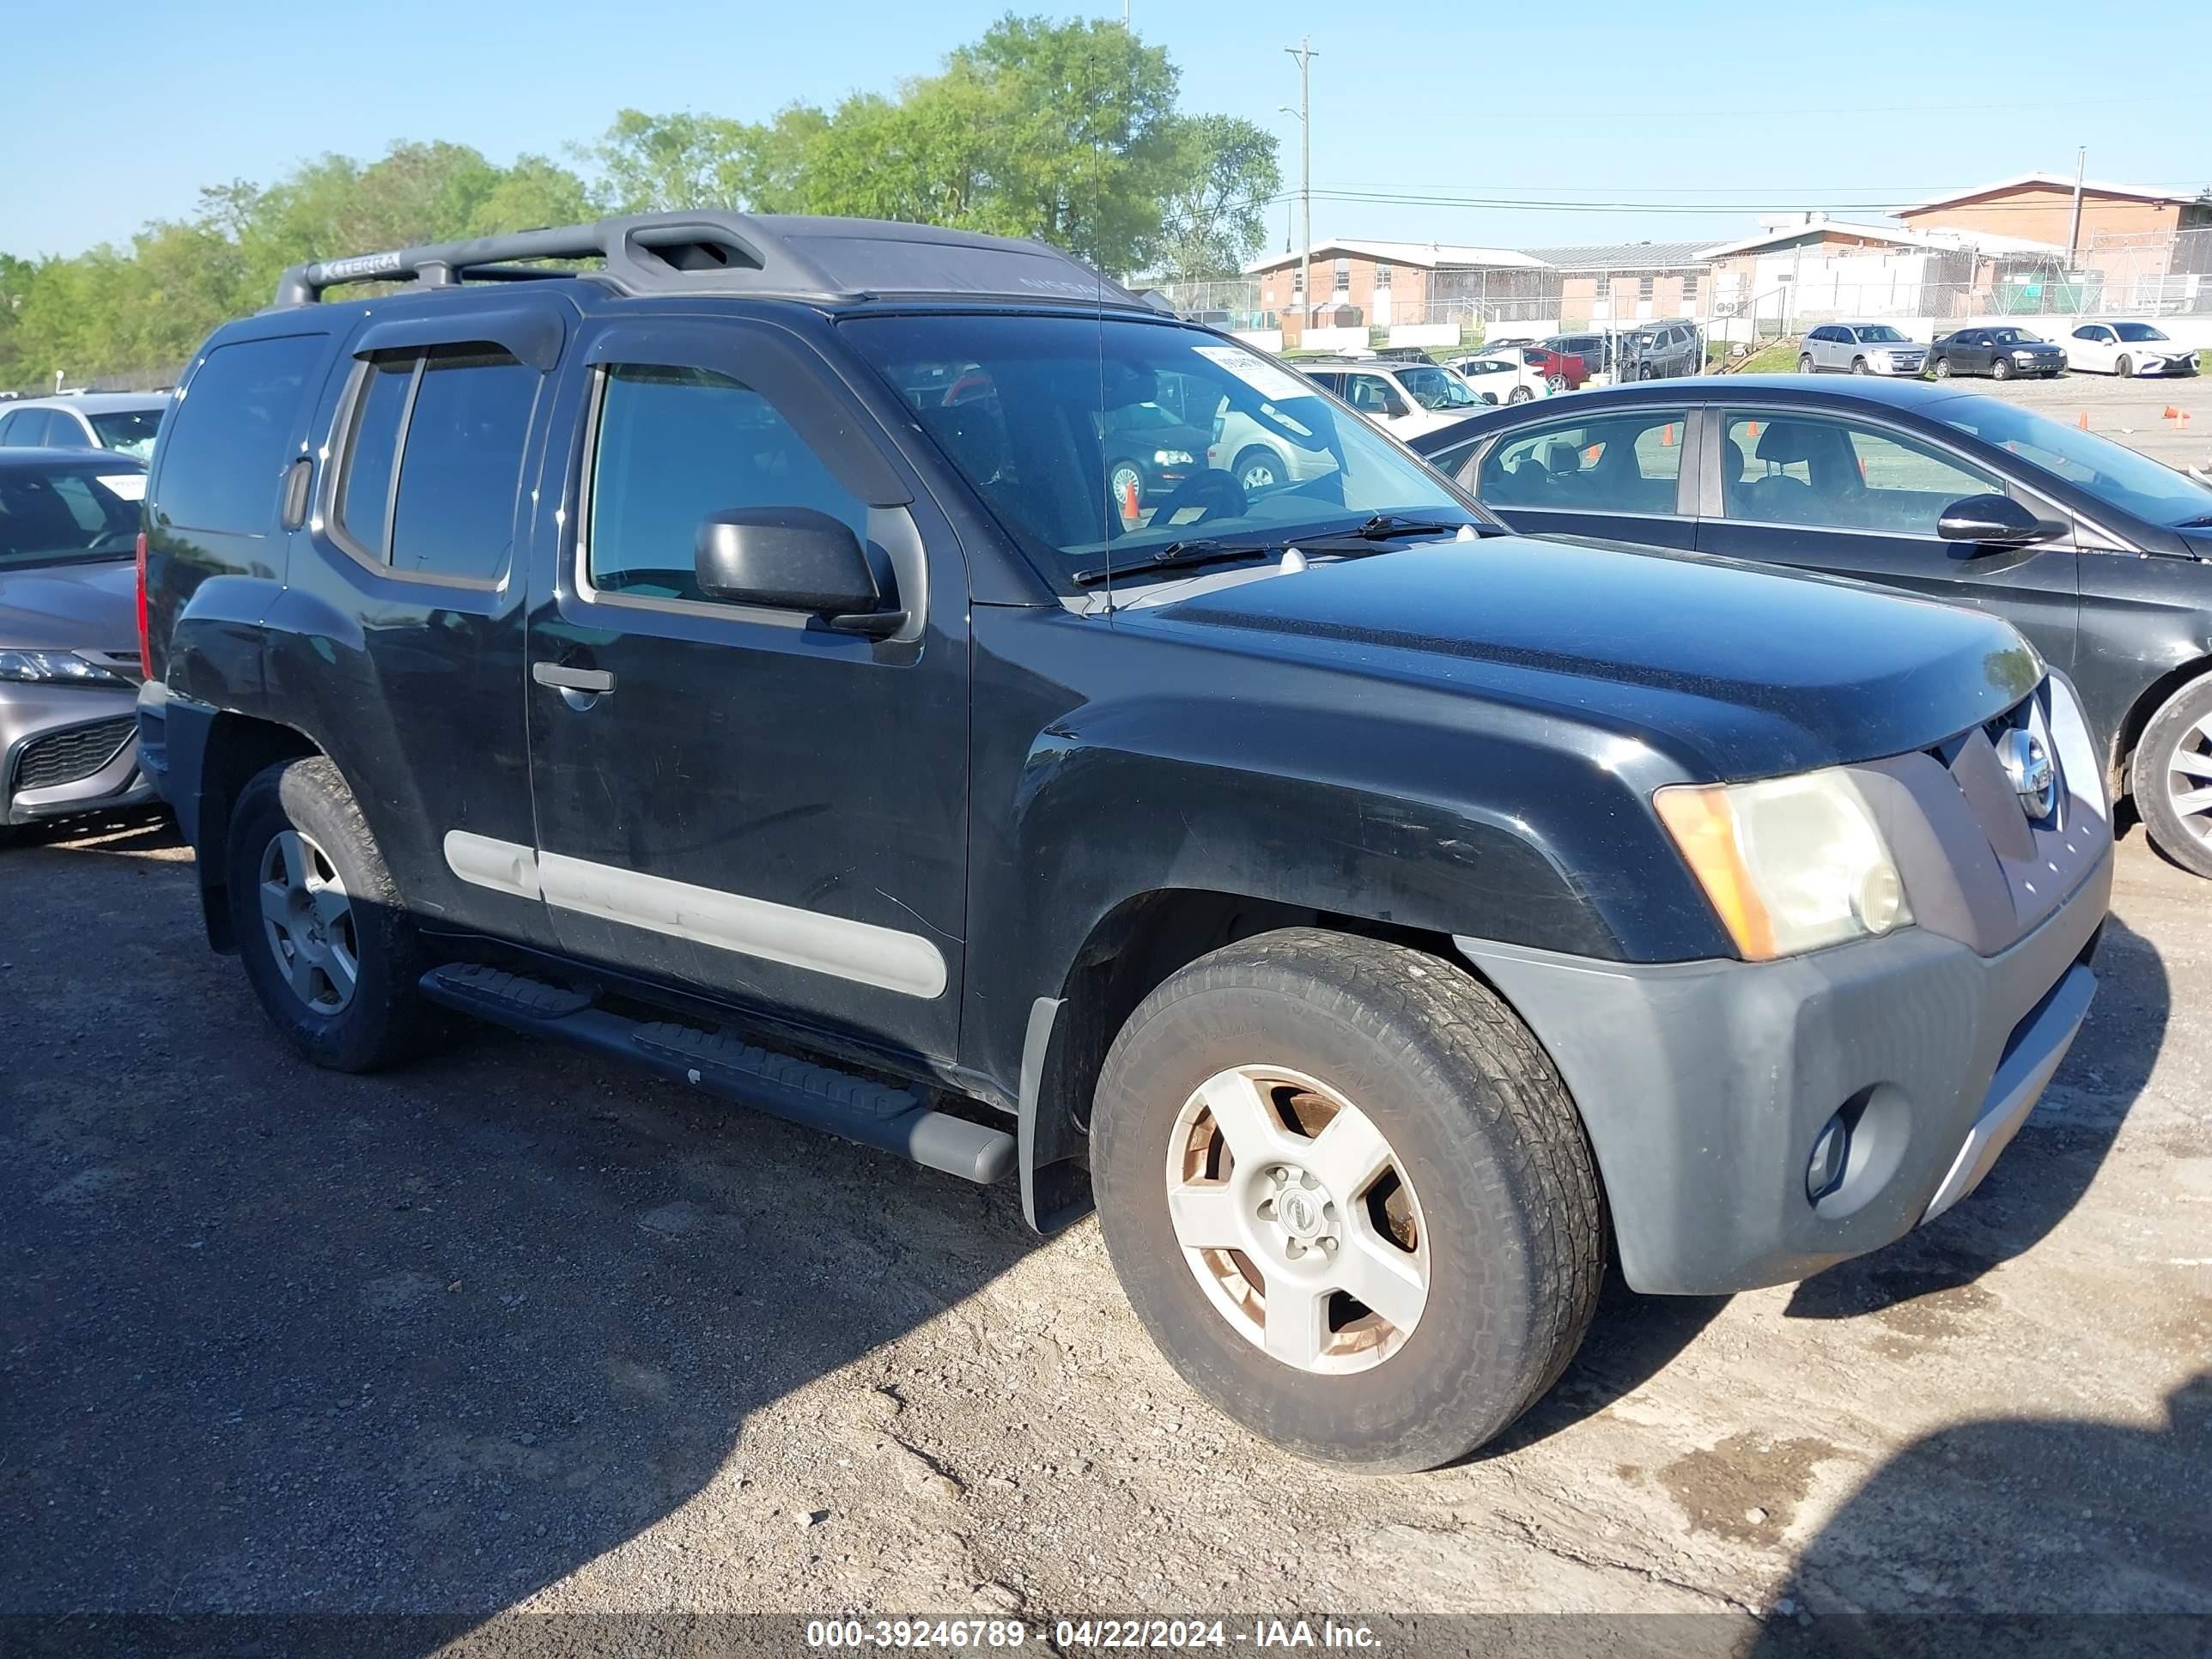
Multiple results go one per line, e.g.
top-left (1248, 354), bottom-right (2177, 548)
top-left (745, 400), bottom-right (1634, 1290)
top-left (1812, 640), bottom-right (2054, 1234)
top-left (1655, 769), bottom-right (1912, 960)
top-left (0, 649), bottom-right (128, 685)
top-left (2012, 349), bottom-right (2036, 361)
top-left (1152, 448), bottom-right (1194, 466)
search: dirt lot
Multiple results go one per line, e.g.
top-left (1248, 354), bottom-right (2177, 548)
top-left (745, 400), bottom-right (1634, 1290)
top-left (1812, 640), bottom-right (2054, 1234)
top-left (3, 816), bottom-right (2208, 1650)
top-left (1972, 362), bottom-right (2212, 475)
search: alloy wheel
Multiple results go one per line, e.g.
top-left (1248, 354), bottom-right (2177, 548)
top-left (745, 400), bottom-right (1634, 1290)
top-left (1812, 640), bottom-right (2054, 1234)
top-left (2166, 714), bottom-right (2212, 848)
top-left (1163, 1064), bottom-right (1428, 1375)
top-left (258, 828), bottom-right (359, 1014)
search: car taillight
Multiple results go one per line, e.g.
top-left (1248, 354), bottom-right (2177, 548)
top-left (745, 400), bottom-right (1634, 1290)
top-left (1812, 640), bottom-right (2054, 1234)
top-left (136, 531), bottom-right (152, 682)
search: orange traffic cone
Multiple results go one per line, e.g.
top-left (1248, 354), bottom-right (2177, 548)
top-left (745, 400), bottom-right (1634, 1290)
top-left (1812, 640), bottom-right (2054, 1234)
top-left (2077, 410), bottom-right (2090, 429)
top-left (2164, 406), bottom-right (2191, 428)
top-left (1659, 422), bottom-right (1676, 447)
top-left (1121, 471), bottom-right (1141, 523)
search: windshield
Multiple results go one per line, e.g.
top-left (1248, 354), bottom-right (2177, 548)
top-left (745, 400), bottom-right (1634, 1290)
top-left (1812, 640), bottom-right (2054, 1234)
top-left (842, 313), bottom-right (1481, 587)
top-left (1394, 365), bottom-right (1481, 410)
top-left (1938, 396), bottom-right (2212, 530)
top-left (0, 462), bottom-right (143, 568)
top-left (1989, 329), bottom-right (2042, 346)
top-left (1855, 325), bottom-right (1907, 343)
top-left (2112, 323), bottom-right (2170, 343)
top-left (89, 407), bottom-right (166, 461)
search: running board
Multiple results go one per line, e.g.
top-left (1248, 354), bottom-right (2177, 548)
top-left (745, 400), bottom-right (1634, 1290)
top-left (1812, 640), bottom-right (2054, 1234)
top-left (419, 963), bottom-right (1014, 1185)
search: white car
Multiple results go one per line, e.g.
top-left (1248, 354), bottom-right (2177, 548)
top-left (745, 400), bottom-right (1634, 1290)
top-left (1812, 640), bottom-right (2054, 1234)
top-left (0, 392), bottom-right (172, 461)
top-left (2063, 321), bottom-right (2200, 379)
top-left (1443, 354), bottom-right (1552, 404)
top-left (1298, 360), bottom-right (1486, 441)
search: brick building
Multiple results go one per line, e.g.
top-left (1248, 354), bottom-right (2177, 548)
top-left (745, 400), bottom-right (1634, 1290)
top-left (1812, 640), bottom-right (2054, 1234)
top-left (1897, 172), bottom-right (2212, 264)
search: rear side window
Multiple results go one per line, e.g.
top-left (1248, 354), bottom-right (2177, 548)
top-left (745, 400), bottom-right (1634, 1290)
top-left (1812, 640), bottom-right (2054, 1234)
top-left (586, 363), bottom-right (868, 606)
top-left (158, 334), bottom-right (326, 534)
top-left (1477, 410), bottom-right (1687, 515)
top-left (0, 409), bottom-right (51, 446)
top-left (331, 344), bottom-right (538, 584)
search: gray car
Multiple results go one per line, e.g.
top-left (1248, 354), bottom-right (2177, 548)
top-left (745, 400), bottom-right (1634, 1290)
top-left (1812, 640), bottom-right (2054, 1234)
top-left (0, 449), bottom-right (155, 836)
top-left (0, 392), bottom-right (173, 463)
top-left (1800, 323), bottom-right (1927, 377)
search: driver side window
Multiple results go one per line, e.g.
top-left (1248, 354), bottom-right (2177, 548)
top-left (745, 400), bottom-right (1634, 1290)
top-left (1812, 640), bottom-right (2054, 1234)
top-left (1723, 411), bottom-right (2001, 535)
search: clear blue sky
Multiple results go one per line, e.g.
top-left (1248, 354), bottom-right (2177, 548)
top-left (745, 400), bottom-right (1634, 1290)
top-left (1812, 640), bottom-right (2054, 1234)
top-left (4, 0), bottom-right (2207, 261)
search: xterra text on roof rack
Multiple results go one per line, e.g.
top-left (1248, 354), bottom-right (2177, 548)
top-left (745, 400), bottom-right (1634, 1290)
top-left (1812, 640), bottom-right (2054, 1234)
top-left (137, 212), bottom-right (2111, 1470)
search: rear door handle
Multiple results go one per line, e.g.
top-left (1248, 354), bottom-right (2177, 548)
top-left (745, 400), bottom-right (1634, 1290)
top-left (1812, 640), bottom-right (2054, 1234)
top-left (532, 662), bottom-right (615, 694)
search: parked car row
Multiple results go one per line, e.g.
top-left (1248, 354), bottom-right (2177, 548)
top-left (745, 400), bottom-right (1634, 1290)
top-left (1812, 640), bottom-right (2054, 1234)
top-left (1792, 319), bottom-right (2199, 381)
top-left (19, 209), bottom-right (2188, 1486)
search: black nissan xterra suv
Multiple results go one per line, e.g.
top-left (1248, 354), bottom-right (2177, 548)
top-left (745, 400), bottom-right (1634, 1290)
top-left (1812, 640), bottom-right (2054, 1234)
top-left (137, 213), bottom-right (2112, 1471)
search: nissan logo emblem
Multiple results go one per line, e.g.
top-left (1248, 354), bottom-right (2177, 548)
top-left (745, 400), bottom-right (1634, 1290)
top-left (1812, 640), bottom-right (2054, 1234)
top-left (1997, 729), bottom-right (2057, 822)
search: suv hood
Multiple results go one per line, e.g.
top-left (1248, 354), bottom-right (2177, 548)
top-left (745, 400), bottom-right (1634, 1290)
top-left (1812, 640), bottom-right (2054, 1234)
top-left (0, 558), bottom-right (137, 650)
top-left (1140, 538), bottom-right (2042, 781)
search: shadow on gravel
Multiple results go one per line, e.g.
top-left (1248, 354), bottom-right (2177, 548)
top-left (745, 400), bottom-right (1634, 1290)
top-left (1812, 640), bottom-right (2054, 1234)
top-left (1478, 1273), bottom-right (1730, 1461)
top-left (1747, 1372), bottom-right (2212, 1653)
top-left (1784, 916), bottom-right (2166, 1327)
top-left (0, 834), bottom-right (1038, 1643)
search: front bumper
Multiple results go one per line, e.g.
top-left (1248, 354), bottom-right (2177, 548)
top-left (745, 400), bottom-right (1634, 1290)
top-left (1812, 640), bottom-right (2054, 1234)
top-left (1456, 848), bottom-right (2108, 1294)
top-left (3, 685), bottom-right (154, 827)
top-left (1869, 355), bottom-right (1927, 376)
top-left (1455, 672), bottom-right (2113, 1294)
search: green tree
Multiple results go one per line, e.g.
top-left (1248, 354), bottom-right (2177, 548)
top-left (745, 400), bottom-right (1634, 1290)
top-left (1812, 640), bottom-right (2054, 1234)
top-left (1154, 113), bottom-right (1280, 281)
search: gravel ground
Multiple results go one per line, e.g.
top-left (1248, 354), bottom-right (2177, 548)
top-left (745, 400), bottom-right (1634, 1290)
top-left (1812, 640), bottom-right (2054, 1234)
top-left (1968, 365), bottom-right (2212, 475)
top-left (3, 814), bottom-right (2208, 1650)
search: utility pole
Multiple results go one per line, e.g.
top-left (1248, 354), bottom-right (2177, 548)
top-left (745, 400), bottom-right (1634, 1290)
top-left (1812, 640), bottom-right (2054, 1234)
top-left (2068, 146), bottom-right (2086, 268)
top-left (1285, 38), bottom-right (1317, 338)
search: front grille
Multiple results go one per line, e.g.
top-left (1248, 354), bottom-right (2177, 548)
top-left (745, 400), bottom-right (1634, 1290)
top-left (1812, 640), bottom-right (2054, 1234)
top-left (13, 718), bottom-right (135, 793)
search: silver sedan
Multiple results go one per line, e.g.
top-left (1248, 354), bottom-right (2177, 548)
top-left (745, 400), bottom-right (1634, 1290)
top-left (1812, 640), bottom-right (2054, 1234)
top-left (1, 449), bottom-right (155, 838)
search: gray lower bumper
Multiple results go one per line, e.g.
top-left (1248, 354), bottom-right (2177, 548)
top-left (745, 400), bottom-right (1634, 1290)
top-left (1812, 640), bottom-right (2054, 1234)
top-left (1455, 840), bottom-right (2112, 1295)
top-left (3, 687), bottom-right (154, 828)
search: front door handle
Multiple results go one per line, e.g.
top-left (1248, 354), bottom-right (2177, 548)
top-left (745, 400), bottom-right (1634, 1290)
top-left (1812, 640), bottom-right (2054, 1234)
top-left (532, 661), bottom-right (615, 694)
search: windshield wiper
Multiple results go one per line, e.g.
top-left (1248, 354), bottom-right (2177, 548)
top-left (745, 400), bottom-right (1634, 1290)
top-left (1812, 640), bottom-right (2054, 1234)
top-left (1070, 538), bottom-right (1279, 586)
top-left (1346, 514), bottom-right (1481, 541)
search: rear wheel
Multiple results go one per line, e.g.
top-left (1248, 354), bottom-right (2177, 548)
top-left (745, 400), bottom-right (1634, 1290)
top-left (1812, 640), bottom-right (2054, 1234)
top-left (226, 756), bottom-right (441, 1071)
top-left (1507, 385), bottom-right (1533, 404)
top-left (2134, 677), bottom-right (2212, 881)
top-left (2116, 355), bottom-right (2135, 380)
top-left (1108, 459), bottom-right (1146, 524)
top-left (1092, 929), bottom-right (1605, 1471)
top-left (1231, 446), bottom-right (1282, 493)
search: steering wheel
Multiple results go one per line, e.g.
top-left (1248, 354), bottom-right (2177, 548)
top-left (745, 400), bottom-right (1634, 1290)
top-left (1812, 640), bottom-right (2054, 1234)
top-left (1146, 467), bottom-right (1248, 527)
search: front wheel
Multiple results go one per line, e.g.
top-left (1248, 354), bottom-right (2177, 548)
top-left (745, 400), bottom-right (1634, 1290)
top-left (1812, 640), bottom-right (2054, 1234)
top-left (1507, 385), bottom-right (1534, 404)
top-left (2135, 677), bottom-right (2212, 881)
top-left (2116, 356), bottom-right (2134, 380)
top-left (226, 756), bottom-right (441, 1072)
top-left (1991, 357), bottom-right (2014, 380)
top-left (1092, 929), bottom-right (1605, 1471)
top-left (1933, 356), bottom-right (1953, 380)
top-left (1850, 356), bottom-right (1870, 375)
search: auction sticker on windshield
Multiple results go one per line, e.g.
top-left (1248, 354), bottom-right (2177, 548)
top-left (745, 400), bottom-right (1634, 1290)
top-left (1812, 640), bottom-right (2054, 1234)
top-left (98, 473), bottom-right (147, 501)
top-left (1193, 345), bottom-right (1313, 404)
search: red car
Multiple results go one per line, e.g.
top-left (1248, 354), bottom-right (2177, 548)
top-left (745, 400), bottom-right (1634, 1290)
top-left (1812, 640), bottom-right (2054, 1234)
top-left (1516, 345), bottom-right (1589, 390)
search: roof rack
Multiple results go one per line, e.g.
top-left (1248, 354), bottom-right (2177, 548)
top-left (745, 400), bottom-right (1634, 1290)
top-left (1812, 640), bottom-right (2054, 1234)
top-left (271, 210), bottom-right (1148, 313)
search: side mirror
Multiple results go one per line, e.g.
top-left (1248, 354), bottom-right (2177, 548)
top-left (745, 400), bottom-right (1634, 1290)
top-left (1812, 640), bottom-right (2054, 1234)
top-left (1937, 492), bottom-right (2064, 550)
top-left (1381, 395), bottom-right (1411, 419)
top-left (694, 507), bottom-right (903, 636)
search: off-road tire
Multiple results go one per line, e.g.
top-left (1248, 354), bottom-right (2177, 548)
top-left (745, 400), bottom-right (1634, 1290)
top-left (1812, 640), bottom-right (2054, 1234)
top-left (2133, 676), bottom-right (2212, 881)
top-left (226, 756), bottom-right (441, 1071)
top-left (1091, 928), bottom-right (1605, 1471)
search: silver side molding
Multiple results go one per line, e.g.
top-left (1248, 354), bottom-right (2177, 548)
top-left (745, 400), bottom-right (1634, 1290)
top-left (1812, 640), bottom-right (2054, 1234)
top-left (442, 832), bottom-right (948, 1000)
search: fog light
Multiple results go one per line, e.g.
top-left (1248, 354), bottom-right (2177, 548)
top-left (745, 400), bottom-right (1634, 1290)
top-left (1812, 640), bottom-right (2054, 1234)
top-left (1807, 1112), bottom-right (1851, 1202)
